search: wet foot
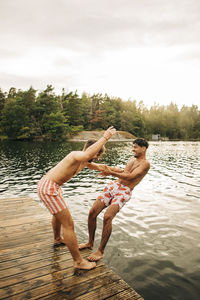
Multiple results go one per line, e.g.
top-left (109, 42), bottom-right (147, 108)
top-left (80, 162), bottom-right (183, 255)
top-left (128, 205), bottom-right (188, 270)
top-left (87, 250), bottom-right (104, 262)
top-left (74, 259), bottom-right (96, 270)
top-left (79, 242), bottom-right (93, 250)
top-left (54, 237), bottom-right (65, 246)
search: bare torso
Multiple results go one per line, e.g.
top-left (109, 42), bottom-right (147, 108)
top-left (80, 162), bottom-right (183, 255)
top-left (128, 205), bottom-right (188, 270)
top-left (44, 151), bottom-right (149, 190)
top-left (118, 157), bottom-right (150, 190)
top-left (45, 152), bottom-right (85, 185)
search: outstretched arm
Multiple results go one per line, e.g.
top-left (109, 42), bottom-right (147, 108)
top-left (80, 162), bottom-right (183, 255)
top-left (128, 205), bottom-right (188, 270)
top-left (86, 162), bottom-right (124, 173)
top-left (101, 161), bottom-right (150, 180)
top-left (73, 126), bottom-right (116, 162)
top-left (86, 162), bottom-right (107, 172)
top-left (109, 166), bottom-right (124, 173)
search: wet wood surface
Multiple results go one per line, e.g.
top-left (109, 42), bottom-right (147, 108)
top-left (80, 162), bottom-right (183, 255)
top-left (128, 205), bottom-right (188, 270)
top-left (0, 197), bottom-right (144, 299)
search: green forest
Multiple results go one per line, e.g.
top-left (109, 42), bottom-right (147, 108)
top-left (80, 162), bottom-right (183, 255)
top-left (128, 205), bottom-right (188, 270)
top-left (0, 85), bottom-right (199, 141)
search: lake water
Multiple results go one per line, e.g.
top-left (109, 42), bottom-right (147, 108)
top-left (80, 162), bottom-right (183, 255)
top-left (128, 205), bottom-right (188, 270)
top-left (0, 140), bottom-right (200, 300)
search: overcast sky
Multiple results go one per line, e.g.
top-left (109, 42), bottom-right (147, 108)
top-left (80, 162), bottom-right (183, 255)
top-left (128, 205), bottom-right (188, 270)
top-left (0, 0), bottom-right (200, 108)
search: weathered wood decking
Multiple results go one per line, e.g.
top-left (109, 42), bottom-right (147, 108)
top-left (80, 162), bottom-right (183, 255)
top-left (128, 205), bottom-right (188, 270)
top-left (0, 197), bottom-right (144, 299)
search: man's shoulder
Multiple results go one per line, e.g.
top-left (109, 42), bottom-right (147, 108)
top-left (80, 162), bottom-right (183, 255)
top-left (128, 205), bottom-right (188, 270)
top-left (136, 158), bottom-right (150, 169)
top-left (70, 150), bottom-right (88, 162)
top-left (128, 157), bottom-right (136, 164)
top-left (63, 151), bottom-right (82, 162)
top-left (143, 159), bottom-right (150, 170)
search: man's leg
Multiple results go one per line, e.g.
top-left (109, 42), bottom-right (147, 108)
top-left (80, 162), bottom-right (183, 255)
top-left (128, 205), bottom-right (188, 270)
top-left (79, 199), bottom-right (106, 250)
top-left (55, 207), bottom-right (96, 270)
top-left (87, 204), bottom-right (119, 261)
top-left (52, 215), bottom-right (65, 245)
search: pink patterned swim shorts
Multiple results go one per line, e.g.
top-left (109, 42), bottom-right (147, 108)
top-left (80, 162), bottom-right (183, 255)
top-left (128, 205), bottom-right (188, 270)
top-left (97, 181), bottom-right (132, 210)
top-left (37, 177), bottom-right (67, 215)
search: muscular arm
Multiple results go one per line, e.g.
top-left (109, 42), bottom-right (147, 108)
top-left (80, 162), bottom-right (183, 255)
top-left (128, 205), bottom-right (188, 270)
top-left (72, 126), bottom-right (116, 162)
top-left (103, 161), bottom-right (150, 181)
top-left (86, 162), bottom-right (124, 172)
top-left (86, 162), bottom-right (107, 171)
top-left (109, 166), bottom-right (124, 172)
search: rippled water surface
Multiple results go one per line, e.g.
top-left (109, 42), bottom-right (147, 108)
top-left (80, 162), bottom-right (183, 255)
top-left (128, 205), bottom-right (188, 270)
top-left (0, 141), bottom-right (200, 300)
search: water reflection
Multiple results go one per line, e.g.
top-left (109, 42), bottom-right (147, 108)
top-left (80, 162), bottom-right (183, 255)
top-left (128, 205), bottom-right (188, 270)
top-left (0, 140), bottom-right (200, 299)
top-left (51, 247), bottom-right (64, 287)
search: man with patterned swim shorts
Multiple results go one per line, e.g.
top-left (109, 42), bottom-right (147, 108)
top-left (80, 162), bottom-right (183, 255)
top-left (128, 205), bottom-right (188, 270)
top-left (79, 138), bottom-right (150, 262)
top-left (98, 180), bottom-right (132, 210)
top-left (37, 126), bottom-right (116, 270)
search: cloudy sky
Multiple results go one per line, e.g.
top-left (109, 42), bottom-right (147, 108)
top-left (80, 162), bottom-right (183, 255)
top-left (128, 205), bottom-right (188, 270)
top-left (0, 0), bottom-right (200, 108)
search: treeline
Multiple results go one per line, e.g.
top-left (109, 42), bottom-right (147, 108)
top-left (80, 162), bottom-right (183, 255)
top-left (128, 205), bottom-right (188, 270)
top-left (0, 85), bottom-right (199, 141)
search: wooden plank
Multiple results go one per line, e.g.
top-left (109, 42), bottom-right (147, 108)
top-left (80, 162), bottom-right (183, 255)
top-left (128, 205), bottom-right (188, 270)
top-left (0, 248), bottom-right (92, 280)
top-left (74, 279), bottom-right (131, 300)
top-left (0, 264), bottom-right (108, 299)
top-left (0, 251), bottom-right (71, 279)
top-left (108, 288), bottom-right (144, 300)
top-left (37, 269), bottom-right (121, 300)
top-left (0, 251), bottom-right (98, 290)
top-left (0, 245), bottom-right (69, 270)
top-left (0, 197), bottom-right (144, 300)
top-left (0, 216), bottom-right (49, 229)
top-left (0, 239), bottom-right (54, 259)
top-left (0, 227), bottom-right (51, 242)
top-left (0, 235), bottom-right (53, 250)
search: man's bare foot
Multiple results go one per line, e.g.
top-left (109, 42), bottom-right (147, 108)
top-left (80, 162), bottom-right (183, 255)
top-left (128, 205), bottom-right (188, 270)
top-left (74, 259), bottom-right (96, 270)
top-left (87, 250), bottom-right (104, 262)
top-left (79, 242), bottom-right (93, 250)
top-left (54, 237), bottom-right (65, 246)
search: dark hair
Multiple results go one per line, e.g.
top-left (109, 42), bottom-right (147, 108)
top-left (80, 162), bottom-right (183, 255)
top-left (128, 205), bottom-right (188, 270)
top-left (83, 139), bottom-right (105, 155)
top-left (133, 138), bottom-right (149, 149)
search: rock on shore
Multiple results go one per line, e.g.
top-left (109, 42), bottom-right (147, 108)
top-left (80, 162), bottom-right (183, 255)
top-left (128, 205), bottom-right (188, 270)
top-left (68, 130), bottom-right (135, 142)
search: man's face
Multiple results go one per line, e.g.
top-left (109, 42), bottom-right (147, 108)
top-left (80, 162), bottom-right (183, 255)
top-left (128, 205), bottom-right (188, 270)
top-left (132, 143), bottom-right (144, 158)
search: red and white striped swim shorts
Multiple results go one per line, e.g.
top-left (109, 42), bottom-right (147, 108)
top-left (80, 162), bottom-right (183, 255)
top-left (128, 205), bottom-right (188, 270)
top-left (97, 181), bottom-right (132, 210)
top-left (37, 177), bottom-right (67, 215)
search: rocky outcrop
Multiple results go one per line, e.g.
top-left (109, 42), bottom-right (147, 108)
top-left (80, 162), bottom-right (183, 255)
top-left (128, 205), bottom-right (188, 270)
top-left (68, 131), bottom-right (136, 142)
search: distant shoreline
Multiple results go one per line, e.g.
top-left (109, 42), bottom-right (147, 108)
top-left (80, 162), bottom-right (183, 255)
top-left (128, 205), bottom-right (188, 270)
top-left (67, 130), bottom-right (136, 142)
top-left (67, 139), bottom-right (133, 142)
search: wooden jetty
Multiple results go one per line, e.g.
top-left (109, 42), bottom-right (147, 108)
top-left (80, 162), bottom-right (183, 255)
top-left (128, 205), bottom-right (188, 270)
top-left (0, 197), bottom-right (144, 299)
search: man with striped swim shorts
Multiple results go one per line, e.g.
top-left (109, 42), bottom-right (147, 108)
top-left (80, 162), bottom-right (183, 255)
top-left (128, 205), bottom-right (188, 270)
top-left (37, 126), bottom-right (116, 270)
top-left (79, 138), bottom-right (150, 262)
top-left (38, 178), bottom-right (66, 215)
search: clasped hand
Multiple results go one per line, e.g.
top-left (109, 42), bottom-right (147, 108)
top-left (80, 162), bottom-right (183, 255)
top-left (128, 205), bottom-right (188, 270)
top-left (98, 165), bottom-right (111, 177)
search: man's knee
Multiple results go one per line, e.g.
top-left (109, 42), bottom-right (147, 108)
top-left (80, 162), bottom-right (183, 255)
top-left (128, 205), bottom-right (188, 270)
top-left (89, 207), bottom-right (98, 219)
top-left (103, 205), bottom-right (119, 223)
top-left (103, 213), bottom-right (113, 224)
top-left (56, 210), bottom-right (74, 229)
top-left (89, 199), bottom-right (105, 219)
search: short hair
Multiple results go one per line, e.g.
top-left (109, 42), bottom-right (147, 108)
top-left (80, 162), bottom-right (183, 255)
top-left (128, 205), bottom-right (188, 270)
top-left (133, 138), bottom-right (149, 149)
top-left (83, 139), bottom-right (105, 156)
